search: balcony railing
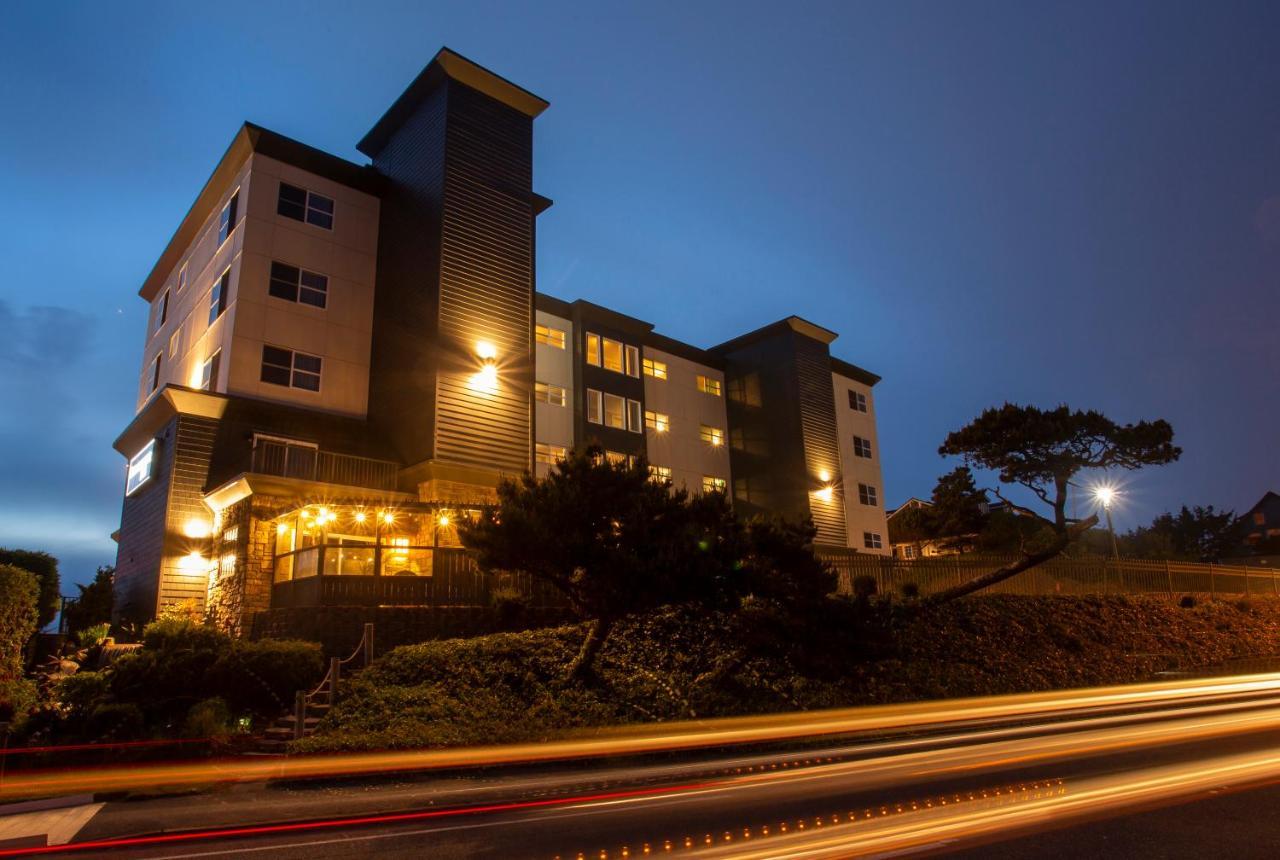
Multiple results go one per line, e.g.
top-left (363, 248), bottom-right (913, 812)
top-left (251, 440), bottom-right (399, 492)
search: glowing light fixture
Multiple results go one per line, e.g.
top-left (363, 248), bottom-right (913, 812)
top-left (354, 512), bottom-right (367, 524)
top-left (382, 511), bottom-right (395, 525)
top-left (178, 552), bottom-right (207, 573)
top-left (276, 523), bottom-right (288, 535)
top-left (475, 341), bottom-right (497, 361)
top-left (183, 518), bottom-right (211, 539)
top-left (815, 486), bottom-right (834, 503)
top-left (1094, 486), bottom-right (1116, 508)
top-left (438, 514), bottom-right (451, 528)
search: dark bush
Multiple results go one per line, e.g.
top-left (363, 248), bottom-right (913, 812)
top-left (853, 575), bottom-right (878, 599)
top-left (1234, 599), bottom-right (1254, 614)
top-left (1180, 595), bottom-right (1198, 608)
top-left (208, 639), bottom-right (324, 719)
top-left (900, 582), bottom-right (921, 600)
top-left (141, 617), bottom-right (230, 652)
top-left (85, 703), bottom-right (145, 741)
top-left (183, 698), bottom-right (231, 739)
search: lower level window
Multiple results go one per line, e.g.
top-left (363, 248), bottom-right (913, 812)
top-left (863, 532), bottom-right (883, 550)
top-left (901, 545), bottom-right (918, 560)
top-left (535, 442), bottom-right (567, 464)
top-left (702, 476), bottom-right (727, 494)
top-left (649, 465), bottom-right (671, 482)
top-left (261, 345), bottom-right (321, 391)
top-left (200, 350), bottom-right (221, 391)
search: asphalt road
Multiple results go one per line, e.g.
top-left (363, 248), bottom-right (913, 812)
top-left (15, 674), bottom-right (1280, 858)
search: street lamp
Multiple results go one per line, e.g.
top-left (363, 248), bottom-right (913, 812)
top-left (1094, 486), bottom-right (1120, 561)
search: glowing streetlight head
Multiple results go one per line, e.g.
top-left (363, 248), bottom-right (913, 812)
top-left (1094, 486), bottom-right (1116, 508)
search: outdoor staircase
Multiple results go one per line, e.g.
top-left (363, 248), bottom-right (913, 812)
top-left (254, 623), bottom-right (373, 753)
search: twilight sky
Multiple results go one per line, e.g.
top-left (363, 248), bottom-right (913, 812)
top-left (2, 1), bottom-right (1278, 588)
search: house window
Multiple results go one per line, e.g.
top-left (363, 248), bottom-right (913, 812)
top-left (902, 544), bottom-right (918, 560)
top-left (605, 451), bottom-right (630, 466)
top-left (176, 261), bottom-right (188, 293)
top-left (261, 345), bottom-right (321, 392)
top-left (625, 345), bottom-right (640, 377)
top-left (700, 424), bottom-right (724, 447)
top-left (586, 333), bottom-right (601, 366)
top-left (863, 532), bottom-right (883, 550)
top-left (277, 182), bottom-right (334, 229)
top-left (1255, 512), bottom-right (1267, 526)
top-left (148, 353), bottom-right (161, 393)
top-left (168, 328), bottom-right (182, 359)
top-left (535, 381), bottom-right (567, 406)
top-left (535, 324), bottom-right (566, 349)
top-left (208, 269), bottom-right (230, 327)
top-left (849, 390), bottom-right (868, 413)
top-left (217, 190), bottom-right (239, 245)
top-left (535, 443), bottom-right (567, 465)
top-left (603, 393), bottom-right (626, 429)
top-left (201, 351), bottom-right (220, 392)
top-left (858, 483), bottom-right (878, 506)
top-left (643, 358), bottom-right (667, 380)
top-left (155, 289), bottom-right (169, 331)
top-left (696, 375), bottom-right (722, 396)
top-left (602, 337), bottom-right (623, 373)
top-left (645, 410), bottom-right (669, 432)
top-left (269, 261), bottom-right (328, 308)
top-left (587, 389), bottom-right (602, 424)
top-left (702, 476), bottom-right (727, 494)
top-left (626, 399), bottom-right (642, 433)
top-left (853, 435), bottom-right (872, 458)
top-left (650, 465), bottom-right (671, 482)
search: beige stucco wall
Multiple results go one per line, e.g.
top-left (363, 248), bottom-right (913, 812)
top-left (833, 371), bottom-right (890, 554)
top-left (642, 348), bottom-right (729, 493)
top-left (533, 310), bottom-right (575, 477)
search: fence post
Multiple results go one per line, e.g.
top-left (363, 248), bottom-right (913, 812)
top-left (328, 657), bottom-right (340, 706)
top-left (1209, 564), bottom-right (1215, 600)
top-left (293, 690), bottom-right (306, 741)
top-left (363, 623), bottom-right (374, 667)
top-left (1272, 566), bottom-right (1277, 598)
top-left (1165, 560), bottom-right (1173, 597)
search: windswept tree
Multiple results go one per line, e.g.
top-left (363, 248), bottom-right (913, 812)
top-left (925, 404), bottom-right (1180, 605)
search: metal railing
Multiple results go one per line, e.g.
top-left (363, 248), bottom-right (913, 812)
top-left (820, 551), bottom-right (1280, 599)
top-left (251, 440), bottom-right (399, 491)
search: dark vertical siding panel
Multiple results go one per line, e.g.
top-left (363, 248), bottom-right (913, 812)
top-left (113, 417), bottom-right (178, 624)
top-left (793, 337), bottom-right (848, 546)
top-left (157, 415), bottom-right (219, 610)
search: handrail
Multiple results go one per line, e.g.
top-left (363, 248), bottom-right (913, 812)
top-left (293, 623), bottom-right (374, 741)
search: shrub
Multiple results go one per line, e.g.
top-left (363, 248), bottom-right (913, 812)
top-left (0, 550), bottom-right (60, 631)
top-left (489, 586), bottom-right (530, 627)
top-left (85, 703), bottom-right (145, 741)
top-left (853, 575), bottom-right (878, 599)
top-left (1180, 595), bottom-right (1198, 608)
top-left (0, 678), bottom-right (36, 723)
top-left (208, 640), bottom-right (324, 720)
top-left (56, 671), bottom-right (112, 719)
top-left (183, 698), bottom-right (231, 739)
top-left (900, 582), bottom-right (921, 600)
top-left (76, 623), bottom-right (112, 649)
top-left (0, 565), bottom-right (39, 681)
top-left (141, 617), bottom-right (229, 652)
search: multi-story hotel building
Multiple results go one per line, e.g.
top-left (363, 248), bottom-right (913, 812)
top-left (111, 49), bottom-right (889, 633)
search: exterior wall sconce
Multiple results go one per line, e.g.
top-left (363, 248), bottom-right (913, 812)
top-left (471, 341), bottom-right (499, 393)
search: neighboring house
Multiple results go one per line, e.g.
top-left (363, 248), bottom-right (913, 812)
top-left (111, 47), bottom-right (892, 633)
top-left (1240, 491), bottom-right (1280, 553)
top-left (885, 497), bottom-right (1013, 560)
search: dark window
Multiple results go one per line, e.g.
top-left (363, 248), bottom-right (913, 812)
top-left (858, 483), bottom-right (878, 506)
top-left (261, 345), bottom-right (321, 392)
top-left (863, 532), bottom-right (882, 550)
top-left (848, 390), bottom-right (867, 413)
top-left (217, 191), bottom-right (239, 245)
top-left (277, 182), bottom-right (334, 229)
top-left (155, 290), bottom-right (169, 330)
top-left (208, 269), bottom-right (230, 327)
top-left (853, 435), bottom-right (872, 458)
top-left (201, 350), bottom-right (221, 391)
top-left (149, 353), bottom-right (161, 393)
top-left (269, 261), bottom-right (328, 308)
top-left (299, 270), bottom-right (328, 307)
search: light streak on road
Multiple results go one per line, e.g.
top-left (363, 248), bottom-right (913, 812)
top-left (7, 672), bottom-right (1280, 803)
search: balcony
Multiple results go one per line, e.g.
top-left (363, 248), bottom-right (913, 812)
top-left (251, 438), bottom-right (399, 492)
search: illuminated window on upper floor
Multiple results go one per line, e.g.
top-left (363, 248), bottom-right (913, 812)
top-left (587, 389), bottom-right (602, 424)
top-left (645, 410), bottom-right (669, 433)
top-left (853, 435), bottom-right (873, 458)
top-left (261, 345), bottom-right (321, 392)
top-left (602, 338), bottom-right (623, 373)
top-left (269, 261), bottom-right (328, 309)
top-left (277, 182), bottom-right (334, 230)
top-left (201, 351), bottom-right (221, 392)
top-left (863, 532), bottom-right (883, 550)
top-left (649, 465), bottom-right (671, 483)
top-left (625, 345), bottom-right (640, 377)
top-left (586, 332), bottom-right (636, 375)
top-left (535, 381), bottom-right (567, 406)
top-left (535, 324), bottom-right (566, 349)
top-left (603, 393), bottom-right (626, 429)
top-left (702, 476), bottom-right (727, 494)
top-left (168, 328), bottom-right (182, 359)
top-left (605, 450), bottom-right (630, 467)
top-left (535, 443), bottom-right (567, 465)
top-left (700, 424), bottom-right (724, 447)
top-left (858, 483), bottom-right (878, 506)
top-left (696, 375), bottom-right (722, 396)
top-left (849, 390), bottom-right (868, 413)
top-left (217, 190), bottom-right (240, 246)
top-left (643, 358), bottom-right (667, 379)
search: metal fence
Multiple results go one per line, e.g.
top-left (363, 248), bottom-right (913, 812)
top-left (251, 439), bottom-right (399, 491)
top-left (819, 551), bottom-right (1280, 600)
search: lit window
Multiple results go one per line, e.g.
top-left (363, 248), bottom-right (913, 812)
top-left (702, 476), bottom-right (727, 494)
top-left (155, 289), bottom-right (169, 331)
top-left (649, 465), bottom-right (671, 483)
top-left (277, 182), bottom-right (334, 230)
top-left (125, 439), bottom-right (157, 496)
top-left (217, 190), bottom-right (239, 245)
top-left (602, 338), bottom-right (623, 373)
top-left (645, 410), bottom-right (669, 432)
top-left (587, 389), bottom-right (602, 424)
top-left (208, 269), bottom-right (230, 327)
top-left (535, 381), bottom-right (567, 406)
top-left (586, 333), bottom-right (601, 366)
top-left (535, 324), bottom-right (566, 349)
top-left (604, 393), bottom-right (626, 429)
top-left (535, 443), bottom-right (567, 465)
top-left (643, 358), bottom-right (667, 380)
top-left (201, 351), bottom-right (221, 392)
top-left (863, 532), bottom-right (883, 550)
top-left (148, 353), bottom-right (161, 393)
top-left (696, 375), bottom-right (722, 396)
top-left (849, 390), bottom-right (868, 413)
top-left (269, 261), bottom-right (328, 308)
top-left (902, 544), bottom-right (918, 560)
top-left (700, 424), bottom-right (724, 446)
top-left (626, 399), bottom-right (642, 433)
top-left (176, 261), bottom-right (188, 293)
top-left (605, 450), bottom-right (629, 466)
top-left (625, 345), bottom-right (640, 377)
top-left (858, 483), bottom-right (878, 506)
top-left (168, 328), bottom-right (182, 359)
top-left (261, 345), bottom-right (321, 392)
top-left (853, 435), bottom-right (872, 458)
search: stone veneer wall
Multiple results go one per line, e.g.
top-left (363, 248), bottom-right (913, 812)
top-left (207, 496), bottom-right (281, 636)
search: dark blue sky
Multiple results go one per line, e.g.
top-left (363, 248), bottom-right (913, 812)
top-left (2, 1), bottom-right (1278, 587)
